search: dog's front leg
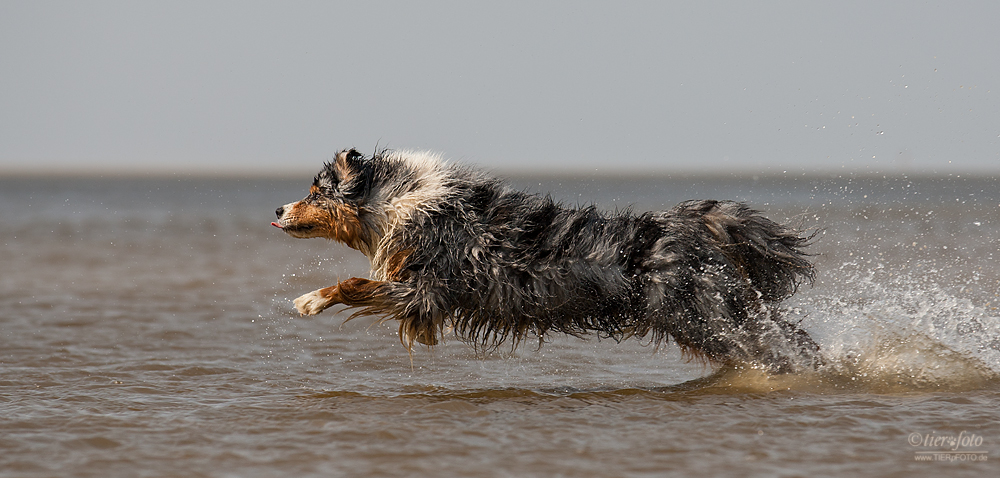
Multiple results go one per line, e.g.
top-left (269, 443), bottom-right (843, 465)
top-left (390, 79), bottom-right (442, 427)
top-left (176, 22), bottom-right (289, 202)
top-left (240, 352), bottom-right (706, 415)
top-left (294, 277), bottom-right (388, 316)
top-left (294, 286), bottom-right (340, 315)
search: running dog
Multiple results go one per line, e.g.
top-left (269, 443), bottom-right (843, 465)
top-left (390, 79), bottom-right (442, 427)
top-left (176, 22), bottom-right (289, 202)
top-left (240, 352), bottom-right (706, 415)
top-left (273, 148), bottom-right (821, 372)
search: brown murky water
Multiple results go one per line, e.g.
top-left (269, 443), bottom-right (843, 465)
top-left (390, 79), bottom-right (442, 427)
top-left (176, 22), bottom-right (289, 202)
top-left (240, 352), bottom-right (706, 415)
top-left (2, 175), bottom-right (998, 477)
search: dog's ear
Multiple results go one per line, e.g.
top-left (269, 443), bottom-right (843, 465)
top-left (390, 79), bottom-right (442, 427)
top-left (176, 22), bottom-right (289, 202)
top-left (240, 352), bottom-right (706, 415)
top-left (333, 148), bottom-right (365, 184)
top-left (331, 148), bottom-right (373, 200)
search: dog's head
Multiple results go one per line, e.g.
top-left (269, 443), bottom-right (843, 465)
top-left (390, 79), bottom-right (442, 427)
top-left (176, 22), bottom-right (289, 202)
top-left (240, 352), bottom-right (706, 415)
top-left (273, 149), bottom-right (375, 250)
top-left (274, 147), bottom-right (452, 259)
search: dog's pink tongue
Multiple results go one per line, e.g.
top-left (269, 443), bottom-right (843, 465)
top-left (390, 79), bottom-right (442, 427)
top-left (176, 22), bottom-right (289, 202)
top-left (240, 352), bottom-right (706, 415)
top-left (271, 222), bottom-right (283, 229)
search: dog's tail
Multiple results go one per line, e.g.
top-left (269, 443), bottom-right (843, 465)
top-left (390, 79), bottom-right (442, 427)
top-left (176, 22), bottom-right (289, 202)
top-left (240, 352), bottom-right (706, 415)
top-left (698, 200), bottom-right (815, 302)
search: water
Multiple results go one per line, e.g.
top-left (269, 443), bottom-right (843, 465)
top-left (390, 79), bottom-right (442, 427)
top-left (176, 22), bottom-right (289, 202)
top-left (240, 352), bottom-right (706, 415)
top-left (1, 174), bottom-right (998, 477)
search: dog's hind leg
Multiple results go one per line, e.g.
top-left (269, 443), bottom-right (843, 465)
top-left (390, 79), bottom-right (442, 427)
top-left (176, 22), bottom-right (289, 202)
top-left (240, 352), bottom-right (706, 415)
top-left (640, 201), bottom-right (820, 373)
top-left (765, 316), bottom-right (824, 371)
top-left (724, 312), bottom-right (825, 373)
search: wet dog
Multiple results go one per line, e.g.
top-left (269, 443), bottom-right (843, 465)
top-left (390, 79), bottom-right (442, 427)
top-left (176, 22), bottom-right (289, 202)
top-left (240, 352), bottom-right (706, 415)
top-left (273, 149), bottom-right (821, 372)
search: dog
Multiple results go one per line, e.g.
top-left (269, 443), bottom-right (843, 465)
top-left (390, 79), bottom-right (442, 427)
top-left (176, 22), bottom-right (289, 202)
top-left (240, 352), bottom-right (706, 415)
top-left (273, 148), bottom-right (822, 372)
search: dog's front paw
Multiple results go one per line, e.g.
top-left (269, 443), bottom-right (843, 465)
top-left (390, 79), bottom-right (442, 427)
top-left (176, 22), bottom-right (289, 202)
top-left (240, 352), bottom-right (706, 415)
top-left (294, 290), bottom-right (333, 315)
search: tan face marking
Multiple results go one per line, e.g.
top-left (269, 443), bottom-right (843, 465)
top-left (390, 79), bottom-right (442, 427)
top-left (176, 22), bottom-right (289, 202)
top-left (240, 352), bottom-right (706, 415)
top-left (276, 200), bottom-right (365, 249)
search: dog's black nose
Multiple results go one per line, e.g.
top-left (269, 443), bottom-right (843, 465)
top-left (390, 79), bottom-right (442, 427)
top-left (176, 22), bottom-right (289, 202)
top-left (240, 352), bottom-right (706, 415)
top-left (275, 206), bottom-right (284, 218)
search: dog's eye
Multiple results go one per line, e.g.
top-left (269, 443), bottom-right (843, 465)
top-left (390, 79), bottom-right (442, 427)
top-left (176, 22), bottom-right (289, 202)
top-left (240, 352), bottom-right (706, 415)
top-left (304, 191), bottom-right (323, 204)
top-left (305, 187), bottom-right (340, 205)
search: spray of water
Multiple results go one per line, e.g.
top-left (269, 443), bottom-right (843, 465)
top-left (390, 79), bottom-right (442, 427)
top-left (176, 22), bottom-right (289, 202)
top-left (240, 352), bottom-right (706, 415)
top-left (707, 261), bottom-right (1000, 393)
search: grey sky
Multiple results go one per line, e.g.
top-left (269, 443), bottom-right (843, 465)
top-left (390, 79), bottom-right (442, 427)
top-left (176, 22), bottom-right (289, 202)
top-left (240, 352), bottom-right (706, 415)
top-left (2, 1), bottom-right (998, 176)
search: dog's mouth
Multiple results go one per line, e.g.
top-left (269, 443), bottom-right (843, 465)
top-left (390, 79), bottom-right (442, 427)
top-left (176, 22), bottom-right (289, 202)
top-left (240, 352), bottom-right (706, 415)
top-left (272, 221), bottom-right (316, 236)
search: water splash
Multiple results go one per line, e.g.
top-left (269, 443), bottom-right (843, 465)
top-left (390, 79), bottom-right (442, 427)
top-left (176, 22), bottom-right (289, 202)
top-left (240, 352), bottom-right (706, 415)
top-left (711, 264), bottom-right (1000, 393)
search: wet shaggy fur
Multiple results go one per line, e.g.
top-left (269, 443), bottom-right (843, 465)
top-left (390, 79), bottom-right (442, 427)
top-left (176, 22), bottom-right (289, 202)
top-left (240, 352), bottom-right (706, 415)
top-left (273, 148), bottom-right (821, 372)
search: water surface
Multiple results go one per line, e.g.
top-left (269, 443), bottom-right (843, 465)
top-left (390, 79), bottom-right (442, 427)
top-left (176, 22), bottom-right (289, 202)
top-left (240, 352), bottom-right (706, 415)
top-left (1, 174), bottom-right (998, 477)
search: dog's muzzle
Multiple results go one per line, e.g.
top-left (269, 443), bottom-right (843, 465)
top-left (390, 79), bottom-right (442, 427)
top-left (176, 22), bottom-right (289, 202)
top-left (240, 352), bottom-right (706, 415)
top-left (272, 206), bottom-right (286, 229)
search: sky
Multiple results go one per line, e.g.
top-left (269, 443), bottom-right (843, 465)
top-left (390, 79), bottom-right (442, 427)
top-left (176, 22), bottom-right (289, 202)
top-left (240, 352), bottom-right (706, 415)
top-left (1, 1), bottom-right (999, 176)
